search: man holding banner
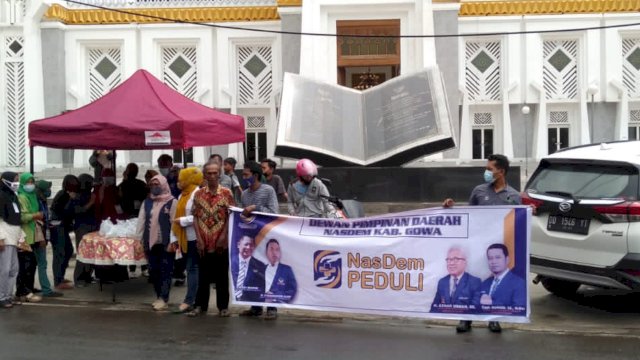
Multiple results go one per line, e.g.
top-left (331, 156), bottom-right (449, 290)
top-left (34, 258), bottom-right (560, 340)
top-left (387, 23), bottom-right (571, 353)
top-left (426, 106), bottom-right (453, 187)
top-left (443, 154), bottom-right (521, 334)
top-left (238, 161), bottom-right (279, 320)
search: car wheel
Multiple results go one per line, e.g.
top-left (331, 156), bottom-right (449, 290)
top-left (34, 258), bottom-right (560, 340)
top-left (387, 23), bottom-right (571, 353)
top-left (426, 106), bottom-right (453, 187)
top-left (540, 278), bottom-right (581, 297)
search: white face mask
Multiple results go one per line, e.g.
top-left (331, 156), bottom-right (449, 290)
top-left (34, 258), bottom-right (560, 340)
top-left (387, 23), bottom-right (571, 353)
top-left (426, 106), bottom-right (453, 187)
top-left (23, 184), bottom-right (36, 193)
top-left (2, 179), bottom-right (19, 193)
top-left (159, 168), bottom-right (170, 177)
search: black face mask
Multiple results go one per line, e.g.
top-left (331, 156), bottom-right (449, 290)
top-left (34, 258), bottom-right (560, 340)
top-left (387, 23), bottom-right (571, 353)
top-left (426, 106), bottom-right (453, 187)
top-left (300, 177), bottom-right (312, 185)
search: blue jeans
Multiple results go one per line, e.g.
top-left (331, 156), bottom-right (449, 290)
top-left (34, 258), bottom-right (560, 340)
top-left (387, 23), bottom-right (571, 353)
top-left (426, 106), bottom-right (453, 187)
top-left (149, 244), bottom-right (174, 302)
top-left (0, 246), bottom-right (18, 302)
top-left (33, 244), bottom-right (53, 295)
top-left (183, 241), bottom-right (199, 306)
top-left (50, 226), bottom-right (74, 286)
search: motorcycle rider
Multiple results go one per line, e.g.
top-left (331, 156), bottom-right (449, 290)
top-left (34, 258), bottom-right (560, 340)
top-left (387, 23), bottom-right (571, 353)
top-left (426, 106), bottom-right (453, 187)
top-left (287, 159), bottom-right (337, 218)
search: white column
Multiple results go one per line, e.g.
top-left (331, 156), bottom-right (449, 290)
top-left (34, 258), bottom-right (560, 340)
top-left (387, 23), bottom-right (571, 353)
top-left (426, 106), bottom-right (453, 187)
top-left (221, 86), bottom-right (244, 164)
top-left (581, 84), bottom-right (598, 145)
top-left (579, 98), bottom-right (590, 144)
top-left (421, 0), bottom-right (436, 69)
top-left (458, 88), bottom-right (472, 160)
top-left (501, 83), bottom-right (517, 158)
top-left (611, 80), bottom-right (629, 141)
top-left (193, 147), bottom-right (207, 165)
top-left (23, 0), bottom-right (48, 172)
top-left (115, 151), bottom-right (127, 168)
top-left (531, 82), bottom-right (548, 159)
top-left (73, 150), bottom-right (92, 169)
top-left (501, 101), bottom-right (514, 158)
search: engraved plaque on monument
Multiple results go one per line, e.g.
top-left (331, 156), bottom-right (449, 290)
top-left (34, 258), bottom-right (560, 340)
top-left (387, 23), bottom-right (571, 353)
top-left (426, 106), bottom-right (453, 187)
top-left (275, 67), bottom-right (455, 166)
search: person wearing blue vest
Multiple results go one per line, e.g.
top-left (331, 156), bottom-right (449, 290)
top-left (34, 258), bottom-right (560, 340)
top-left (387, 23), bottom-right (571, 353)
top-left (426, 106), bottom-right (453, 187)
top-left (136, 174), bottom-right (177, 311)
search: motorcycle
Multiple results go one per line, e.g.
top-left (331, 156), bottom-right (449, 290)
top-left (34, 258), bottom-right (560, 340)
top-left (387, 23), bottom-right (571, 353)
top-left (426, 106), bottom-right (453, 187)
top-left (319, 177), bottom-right (364, 219)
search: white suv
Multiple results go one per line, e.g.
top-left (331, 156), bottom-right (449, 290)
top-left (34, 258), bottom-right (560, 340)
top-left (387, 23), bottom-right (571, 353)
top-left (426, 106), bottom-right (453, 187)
top-left (523, 141), bottom-right (640, 296)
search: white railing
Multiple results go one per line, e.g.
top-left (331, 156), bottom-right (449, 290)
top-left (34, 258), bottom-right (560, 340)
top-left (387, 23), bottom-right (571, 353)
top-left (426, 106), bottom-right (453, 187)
top-left (0, 0), bottom-right (26, 24)
top-left (64, 0), bottom-right (276, 9)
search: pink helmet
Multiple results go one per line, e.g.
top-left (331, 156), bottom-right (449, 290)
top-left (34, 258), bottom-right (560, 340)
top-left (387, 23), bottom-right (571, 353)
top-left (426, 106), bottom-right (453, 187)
top-left (296, 158), bottom-right (318, 177)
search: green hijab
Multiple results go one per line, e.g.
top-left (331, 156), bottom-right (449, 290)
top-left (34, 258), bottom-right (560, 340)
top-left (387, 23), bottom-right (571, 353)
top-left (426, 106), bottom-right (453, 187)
top-left (19, 172), bottom-right (39, 213)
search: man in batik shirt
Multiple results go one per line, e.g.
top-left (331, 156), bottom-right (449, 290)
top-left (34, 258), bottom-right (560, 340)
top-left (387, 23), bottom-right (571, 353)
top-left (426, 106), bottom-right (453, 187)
top-left (189, 161), bottom-right (235, 317)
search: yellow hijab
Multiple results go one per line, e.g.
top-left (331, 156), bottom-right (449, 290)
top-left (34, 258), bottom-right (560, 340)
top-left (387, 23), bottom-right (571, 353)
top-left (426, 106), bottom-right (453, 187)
top-left (172, 167), bottom-right (203, 253)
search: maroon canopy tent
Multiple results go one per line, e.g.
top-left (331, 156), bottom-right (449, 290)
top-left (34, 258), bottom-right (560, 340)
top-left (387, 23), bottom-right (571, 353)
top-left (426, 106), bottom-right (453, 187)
top-left (28, 69), bottom-right (245, 170)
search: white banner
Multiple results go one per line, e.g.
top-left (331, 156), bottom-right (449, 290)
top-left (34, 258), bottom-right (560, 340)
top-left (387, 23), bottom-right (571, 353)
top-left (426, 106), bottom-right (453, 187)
top-left (229, 206), bottom-right (531, 323)
top-left (144, 131), bottom-right (171, 146)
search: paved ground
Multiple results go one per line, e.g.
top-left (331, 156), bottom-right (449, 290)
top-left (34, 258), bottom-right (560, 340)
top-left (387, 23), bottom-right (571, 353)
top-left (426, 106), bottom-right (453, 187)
top-left (19, 256), bottom-right (640, 339)
top-left (0, 306), bottom-right (638, 360)
top-left (3, 240), bottom-right (640, 359)
top-left (2, 304), bottom-right (639, 360)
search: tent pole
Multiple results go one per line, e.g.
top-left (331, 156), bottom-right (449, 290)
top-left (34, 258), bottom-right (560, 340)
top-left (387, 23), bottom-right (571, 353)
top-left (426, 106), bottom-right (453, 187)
top-left (29, 146), bottom-right (34, 174)
top-left (182, 149), bottom-right (187, 168)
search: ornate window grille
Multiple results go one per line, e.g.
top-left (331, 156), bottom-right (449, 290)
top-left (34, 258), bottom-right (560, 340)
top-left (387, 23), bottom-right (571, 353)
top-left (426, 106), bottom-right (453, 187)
top-left (237, 45), bottom-right (273, 106)
top-left (465, 41), bottom-right (501, 102)
top-left (543, 40), bottom-right (578, 100)
top-left (4, 36), bottom-right (25, 166)
top-left (88, 48), bottom-right (122, 102)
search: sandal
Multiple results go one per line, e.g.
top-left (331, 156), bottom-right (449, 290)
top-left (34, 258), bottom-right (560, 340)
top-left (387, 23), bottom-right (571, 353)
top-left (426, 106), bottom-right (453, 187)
top-left (24, 293), bottom-right (42, 303)
top-left (1, 300), bottom-right (13, 309)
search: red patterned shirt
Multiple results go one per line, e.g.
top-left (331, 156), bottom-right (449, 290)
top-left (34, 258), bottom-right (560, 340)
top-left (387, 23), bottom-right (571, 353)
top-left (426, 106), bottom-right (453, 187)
top-left (192, 185), bottom-right (235, 252)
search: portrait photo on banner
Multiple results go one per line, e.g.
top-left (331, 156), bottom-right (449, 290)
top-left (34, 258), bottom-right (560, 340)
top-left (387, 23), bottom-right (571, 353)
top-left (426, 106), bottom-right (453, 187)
top-left (428, 208), bottom-right (527, 316)
top-left (230, 211), bottom-right (298, 305)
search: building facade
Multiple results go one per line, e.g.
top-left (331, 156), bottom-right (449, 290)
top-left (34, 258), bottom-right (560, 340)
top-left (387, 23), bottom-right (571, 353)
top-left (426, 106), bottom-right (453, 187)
top-left (1, 0), bottom-right (639, 171)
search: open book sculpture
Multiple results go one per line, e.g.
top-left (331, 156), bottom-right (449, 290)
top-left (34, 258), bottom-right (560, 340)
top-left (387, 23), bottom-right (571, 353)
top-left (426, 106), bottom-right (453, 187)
top-left (275, 67), bottom-right (456, 167)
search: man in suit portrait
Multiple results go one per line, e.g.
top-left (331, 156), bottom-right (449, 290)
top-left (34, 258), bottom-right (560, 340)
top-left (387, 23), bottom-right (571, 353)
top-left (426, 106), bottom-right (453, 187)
top-left (431, 246), bottom-right (481, 332)
top-left (263, 239), bottom-right (297, 304)
top-left (478, 243), bottom-right (526, 332)
top-left (231, 235), bottom-right (266, 302)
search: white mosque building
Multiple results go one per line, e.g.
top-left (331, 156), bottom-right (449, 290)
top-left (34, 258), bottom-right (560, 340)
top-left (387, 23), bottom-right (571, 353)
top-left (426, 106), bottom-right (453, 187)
top-left (1, 0), bottom-right (639, 171)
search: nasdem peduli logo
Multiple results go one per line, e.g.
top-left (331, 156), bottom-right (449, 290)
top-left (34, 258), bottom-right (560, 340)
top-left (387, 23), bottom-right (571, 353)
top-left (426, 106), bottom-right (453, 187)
top-left (313, 250), bottom-right (342, 288)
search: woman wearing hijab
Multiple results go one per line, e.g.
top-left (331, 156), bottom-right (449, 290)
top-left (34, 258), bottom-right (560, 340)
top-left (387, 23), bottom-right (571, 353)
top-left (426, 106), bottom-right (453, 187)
top-left (71, 174), bottom-right (97, 286)
top-left (94, 168), bottom-right (119, 224)
top-left (50, 175), bottom-right (79, 289)
top-left (34, 179), bottom-right (64, 299)
top-left (136, 175), bottom-right (177, 311)
top-left (144, 170), bottom-right (159, 186)
top-left (16, 173), bottom-right (45, 302)
top-left (170, 167), bottom-right (203, 313)
top-left (134, 170), bottom-right (159, 279)
top-left (0, 172), bottom-right (24, 308)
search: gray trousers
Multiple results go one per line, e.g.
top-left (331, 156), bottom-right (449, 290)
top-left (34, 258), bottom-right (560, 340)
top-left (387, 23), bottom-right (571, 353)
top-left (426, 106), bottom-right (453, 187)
top-left (0, 245), bottom-right (19, 301)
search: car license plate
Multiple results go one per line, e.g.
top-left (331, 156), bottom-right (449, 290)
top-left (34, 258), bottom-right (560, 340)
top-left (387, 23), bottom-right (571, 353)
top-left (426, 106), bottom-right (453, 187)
top-left (547, 215), bottom-right (590, 235)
